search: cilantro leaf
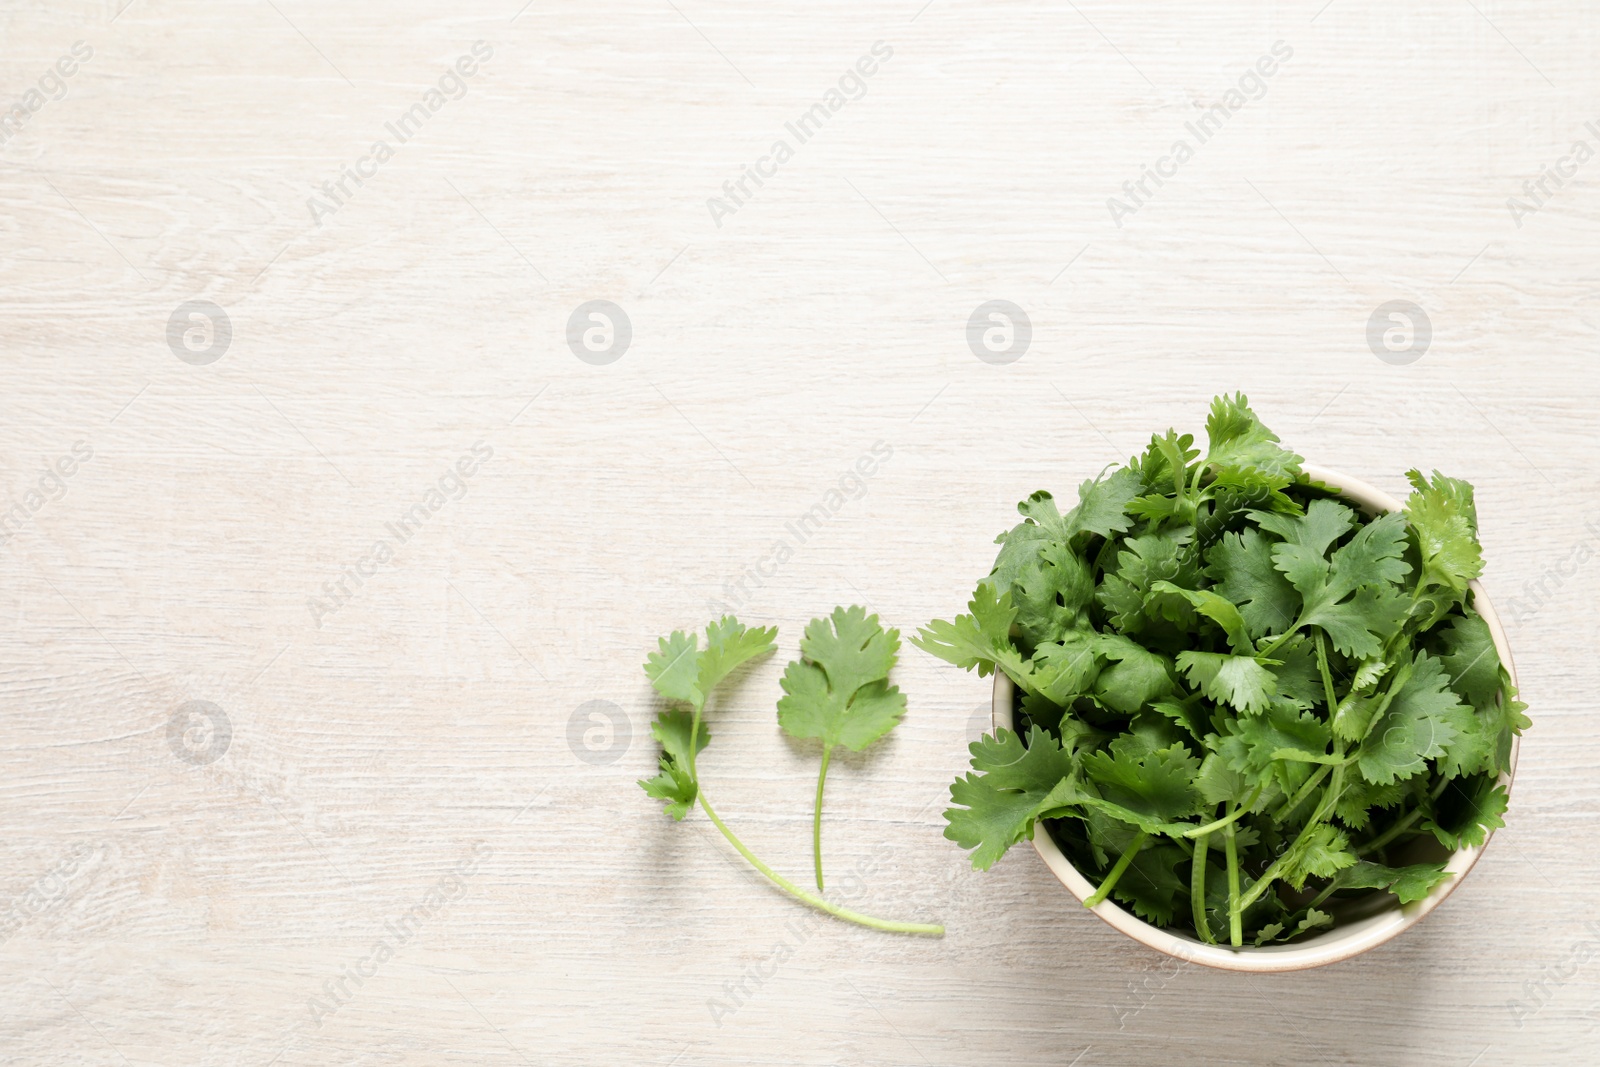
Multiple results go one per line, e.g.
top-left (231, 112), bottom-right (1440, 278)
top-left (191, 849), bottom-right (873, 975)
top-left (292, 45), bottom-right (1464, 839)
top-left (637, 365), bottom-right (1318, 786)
top-left (1204, 392), bottom-right (1304, 479)
top-left (645, 629), bottom-right (704, 706)
top-left (1090, 634), bottom-right (1175, 714)
top-left (1224, 703), bottom-right (1333, 776)
top-left (639, 711), bottom-right (710, 820)
top-left (1253, 907), bottom-right (1333, 946)
top-left (1332, 777), bottom-right (1403, 831)
top-left (1356, 652), bottom-right (1467, 786)
top-left (1405, 468), bottom-right (1484, 595)
top-left (777, 606), bottom-right (905, 752)
top-left (1176, 651), bottom-right (1279, 715)
top-left (1010, 540), bottom-right (1094, 651)
top-left (1256, 499), bottom-right (1356, 593)
top-left (1298, 583), bottom-right (1410, 660)
top-left (1436, 615), bottom-right (1527, 776)
top-left (1252, 504), bottom-right (1412, 659)
top-left (1132, 430), bottom-right (1198, 499)
top-left (912, 582), bottom-right (1029, 683)
top-left (945, 726), bottom-right (1078, 870)
top-left (1026, 633), bottom-right (1103, 705)
top-left (640, 618), bottom-right (778, 820)
top-left (1325, 512), bottom-right (1413, 599)
top-left (1331, 860), bottom-right (1450, 904)
top-left (1099, 530), bottom-right (1203, 635)
top-left (1150, 581), bottom-right (1254, 654)
top-left (1281, 825), bottom-right (1356, 890)
top-left (1082, 740), bottom-right (1205, 825)
top-left (1206, 528), bottom-right (1299, 639)
top-left (698, 617), bottom-right (779, 695)
top-left (1195, 751), bottom-right (1254, 807)
top-left (1439, 615), bottom-right (1502, 709)
top-left (1065, 467), bottom-right (1144, 541)
top-left (1425, 774), bottom-right (1509, 850)
top-left (996, 468), bottom-right (1142, 556)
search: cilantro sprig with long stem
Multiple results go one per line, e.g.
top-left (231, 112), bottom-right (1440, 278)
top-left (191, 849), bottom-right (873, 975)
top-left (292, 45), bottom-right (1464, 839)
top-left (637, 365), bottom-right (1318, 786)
top-left (639, 616), bottom-right (943, 936)
top-left (915, 393), bottom-right (1527, 948)
top-left (777, 606), bottom-right (907, 891)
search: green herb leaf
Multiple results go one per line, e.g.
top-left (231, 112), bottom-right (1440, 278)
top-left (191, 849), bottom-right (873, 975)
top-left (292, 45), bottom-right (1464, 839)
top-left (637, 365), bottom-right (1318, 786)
top-left (1330, 860), bottom-right (1450, 904)
top-left (1205, 392), bottom-right (1304, 479)
top-left (1205, 527), bottom-right (1299, 639)
top-left (1425, 774), bottom-right (1509, 850)
top-left (945, 726), bottom-right (1079, 870)
top-left (912, 582), bottom-right (1027, 681)
top-left (639, 711), bottom-right (710, 820)
top-left (1081, 739), bottom-right (1206, 824)
top-left (1406, 468), bottom-right (1484, 595)
top-left (778, 606), bottom-right (905, 751)
top-left (1176, 651), bottom-right (1279, 716)
top-left (778, 606), bottom-right (907, 889)
top-left (1356, 652), bottom-right (1467, 786)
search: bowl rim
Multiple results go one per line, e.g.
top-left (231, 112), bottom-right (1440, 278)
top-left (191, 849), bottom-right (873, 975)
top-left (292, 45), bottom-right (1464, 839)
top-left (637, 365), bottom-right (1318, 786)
top-left (991, 462), bottom-right (1520, 973)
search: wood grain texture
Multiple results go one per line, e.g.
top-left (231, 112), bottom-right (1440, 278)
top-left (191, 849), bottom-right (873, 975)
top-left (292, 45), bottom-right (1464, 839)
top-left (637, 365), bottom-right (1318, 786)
top-left (1, 1), bottom-right (1597, 1063)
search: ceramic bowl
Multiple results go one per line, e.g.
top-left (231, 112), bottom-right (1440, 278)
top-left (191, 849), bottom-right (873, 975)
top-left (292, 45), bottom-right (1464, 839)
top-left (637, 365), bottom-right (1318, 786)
top-left (991, 463), bottom-right (1520, 972)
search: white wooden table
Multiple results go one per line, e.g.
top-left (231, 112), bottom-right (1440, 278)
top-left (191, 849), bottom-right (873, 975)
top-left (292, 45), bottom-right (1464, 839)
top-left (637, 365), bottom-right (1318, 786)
top-left (2, 2), bottom-right (1595, 1063)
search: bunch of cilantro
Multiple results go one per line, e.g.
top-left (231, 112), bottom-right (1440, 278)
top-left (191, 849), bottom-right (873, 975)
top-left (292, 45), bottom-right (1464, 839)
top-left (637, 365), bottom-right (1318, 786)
top-left (914, 393), bottom-right (1528, 948)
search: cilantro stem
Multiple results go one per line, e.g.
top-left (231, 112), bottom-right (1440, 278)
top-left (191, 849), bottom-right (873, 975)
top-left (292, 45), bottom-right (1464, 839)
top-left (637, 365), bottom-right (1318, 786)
top-left (1257, 626), bottom-right (1301, 662)
top-left (1315, 632), bottom-right (1338, 714)
top-left (1183, 782), bottom-right (1263, 838)
top-left (1356, 809), bottom-right (1422, 856)
top-left (1357, 777), bottom-right (1447, 855)
top-left (1084, 830), bottom-right (1147, 908)
top-left (1305, 876), bottom-right (1342, 912)
top-left (1224, 822), bottom-right (1243, 947)
top-left (693, 790), bottom-right (943, 935)
top-left (812, 748), bottom-right (831, 891)
top-left (1234, 763), bottom-right (1348, 917)
top-left (1274, 763), bottom-right (1334, 821)
top-left (687, 702), bottom-right (941, 936)
top-left (686, 703), bottom-right (706, 780)
top-left (1191, 830), bottom-right (1214, 944)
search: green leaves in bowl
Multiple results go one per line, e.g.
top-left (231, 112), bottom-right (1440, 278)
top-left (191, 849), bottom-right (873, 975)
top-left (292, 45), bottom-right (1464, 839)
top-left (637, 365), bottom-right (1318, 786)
top-left (915, 393), bottom-right (1528, 947)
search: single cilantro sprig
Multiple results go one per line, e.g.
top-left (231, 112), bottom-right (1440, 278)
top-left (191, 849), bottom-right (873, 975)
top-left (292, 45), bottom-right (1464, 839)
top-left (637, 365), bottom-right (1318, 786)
top-left (918, 393), bottom-right (1525, 948)
top-left (777, 606), bottom-right (907, 890)
top-left (639, 615), bottom-right (943, 936)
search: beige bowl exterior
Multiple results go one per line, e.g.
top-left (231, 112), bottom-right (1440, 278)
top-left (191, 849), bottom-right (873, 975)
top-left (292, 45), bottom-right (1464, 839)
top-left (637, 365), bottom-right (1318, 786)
top-left (991, 463), bottom-right (1520, 972)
